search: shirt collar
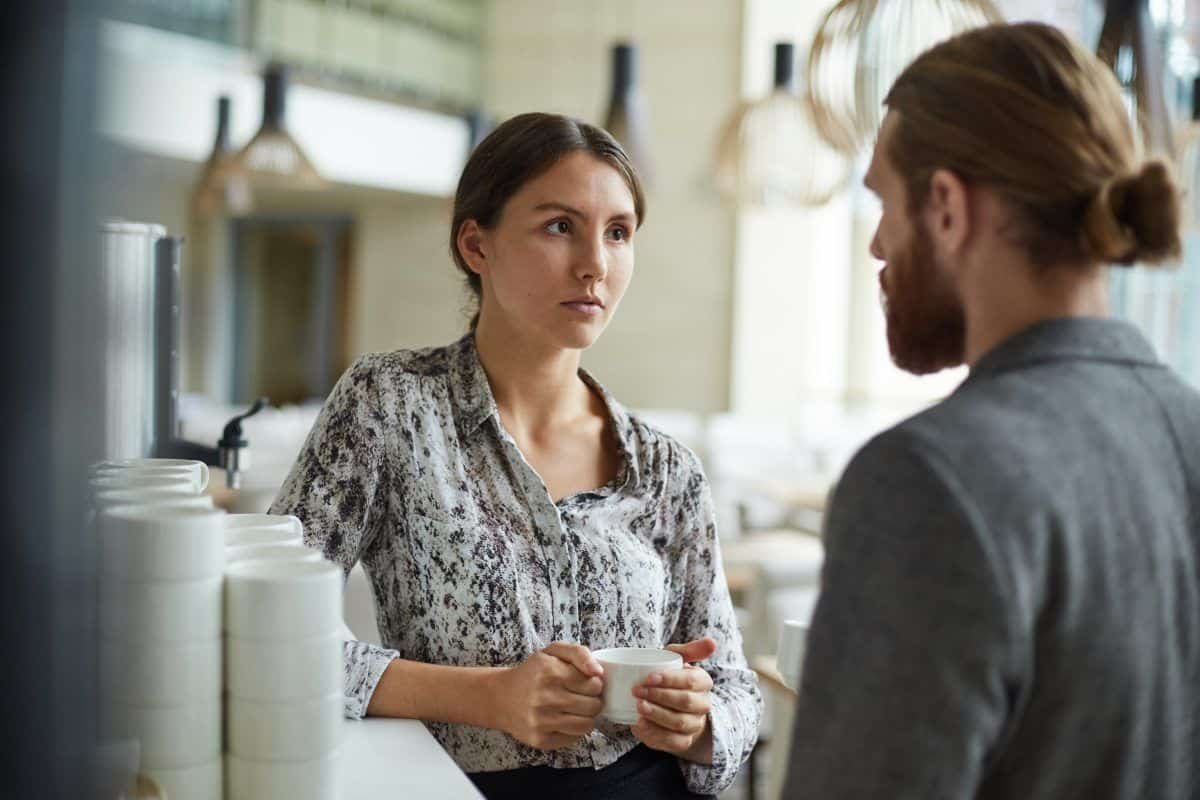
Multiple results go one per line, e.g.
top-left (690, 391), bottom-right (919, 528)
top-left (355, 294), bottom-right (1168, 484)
top-left (446, 334), bottom-right (642, 490)
top-left (962, 316), bottom-right (1161, 389)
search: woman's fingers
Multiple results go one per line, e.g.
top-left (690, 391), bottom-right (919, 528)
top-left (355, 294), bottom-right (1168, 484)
top-left (631, 718), bottom-right (695, 755)
top-left (634, 698), bottom-right (703, 735)
top-left (644, 664), bottom-right (713, 693)
top-left (634, 686), bottom-right (710, 715)
top-left (562, 672), bottom-right (604, 696)
top-left (542, 642), bottom-right (604, 678)
top-left (554, 690), bottom-right (604, 718)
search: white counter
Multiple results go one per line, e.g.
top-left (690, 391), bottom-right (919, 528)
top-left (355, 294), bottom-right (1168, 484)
top-left (343, 717), bottom-right (483, 800)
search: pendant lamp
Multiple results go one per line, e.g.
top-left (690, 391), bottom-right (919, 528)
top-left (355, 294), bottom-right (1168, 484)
top-left (714, 43), bottom-right (850, 207)
top-left (1176, 77), bottom-right (1200, 230)
top-left (603, 43), bottom-right (654, 183)
top-left (806, 0), bottom-right (1002, 155)
top-left (229, 63), bottom-right (325, 192)
top-left (191, 96), bottom-right (251, 217)
top-left (1096, 0), bottom-right (1175, 158)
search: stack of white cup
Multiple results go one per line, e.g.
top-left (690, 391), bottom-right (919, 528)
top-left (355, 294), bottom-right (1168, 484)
top-left (225, 554), bottom-right (345, 799)
top-left (92, 459), bottom-right (224, 800)
top-left (97, 504), bottom-right (225, 800)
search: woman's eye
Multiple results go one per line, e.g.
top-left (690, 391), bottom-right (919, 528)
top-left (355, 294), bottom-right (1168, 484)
top-left (546, 220), bottom-right (570, 235)
top-left (608, 226), bottom-right (629, 242)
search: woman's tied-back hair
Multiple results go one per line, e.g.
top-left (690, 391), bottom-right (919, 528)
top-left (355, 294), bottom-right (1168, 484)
top-left (883, 22), bottom-right (1181, 267)
top-left (449, 112), bottom-right (647, 330)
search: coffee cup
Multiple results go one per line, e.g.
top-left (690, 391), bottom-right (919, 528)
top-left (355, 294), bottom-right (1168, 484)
top-left (592, 648), bottom-right (684, 725)
top-left (777, 619), bottom-right (808, 690)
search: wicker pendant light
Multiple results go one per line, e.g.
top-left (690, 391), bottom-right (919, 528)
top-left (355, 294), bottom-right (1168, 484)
top-left (1096, 0), bottom-right (1174, 158)
top-left (806, 0), bottom-right (1002, 156)
top-left (191, 96), bottom-right (251, 217)
top-left (228, 63), bottom-right (326, 193)
top-left (715, 43), bottom-right (850, 207)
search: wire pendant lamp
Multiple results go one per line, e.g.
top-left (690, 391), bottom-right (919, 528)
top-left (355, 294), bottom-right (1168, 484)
top-left (807, 0), bottom-right (1003, 155)
top-left (1096, 0), bottom-right (1174, 159)
top-left (715, 43), bottom-right (850, 207)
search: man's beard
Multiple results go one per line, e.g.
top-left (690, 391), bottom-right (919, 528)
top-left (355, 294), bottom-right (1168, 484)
top-left (879, 221), bottom-right (966, 375)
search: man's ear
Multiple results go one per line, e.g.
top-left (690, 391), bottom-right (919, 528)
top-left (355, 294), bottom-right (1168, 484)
top-left (923, 168), bottom-right (971, 260)
top-left (456, 219), bottom-right (489, 276)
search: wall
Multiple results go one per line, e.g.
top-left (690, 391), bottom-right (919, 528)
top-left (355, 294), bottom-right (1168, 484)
top-left (481, 0), bottom-right (744, 413)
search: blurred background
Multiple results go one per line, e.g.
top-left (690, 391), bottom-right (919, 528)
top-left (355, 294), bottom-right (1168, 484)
top-left (5, 0), bottom-right (1200, 796)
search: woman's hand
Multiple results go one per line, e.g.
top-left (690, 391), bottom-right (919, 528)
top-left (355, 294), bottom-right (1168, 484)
top-left (493, 642), bottom-right (605, 751)
top-left (631, 638), bottom-right (717, 763)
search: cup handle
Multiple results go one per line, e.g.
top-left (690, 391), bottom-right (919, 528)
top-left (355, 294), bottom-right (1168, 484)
top-left (285, 514), bottom-right (303, 538)
top-left (195, 462), bottom-right (210, 493)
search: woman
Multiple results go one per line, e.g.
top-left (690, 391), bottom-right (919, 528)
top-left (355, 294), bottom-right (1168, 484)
top-left (270, 112), bottom-right (761, 799)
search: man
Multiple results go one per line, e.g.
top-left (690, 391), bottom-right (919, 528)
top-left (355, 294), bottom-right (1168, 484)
top-left (784, 22), bottom-right (1198, 799)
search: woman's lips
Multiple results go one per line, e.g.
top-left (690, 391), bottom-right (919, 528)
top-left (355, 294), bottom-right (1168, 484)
top-left (562, 301), bottom-right (603, 316)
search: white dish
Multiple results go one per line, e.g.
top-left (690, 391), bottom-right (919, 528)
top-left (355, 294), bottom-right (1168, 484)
top-left (225, 542), bottom-right (324, 566)
top-left (99, 636), bottom-right (221, 707)
top-left (100, 576), bottom-right (223, 643)
top-left (91, 473), bottom-right (198, 494)
top-left (593, 647), bottom-right (684, 725)
top-left (92, 459), bottom-right (210, 493)
top-left (226, 632), bottom-right (342, 702)
top-left (94, 488), bottom-right (213, 513)
top-left (226, 749), bottom-right (341, 800)
top-left (227, 693), bottom-right (344, 762)
top-left (223, 513), bottom-right (303, 547)
top-left (100, 699), bottom-right (221, 770)
top-left (99, 506), bottom-right (224, 581)
top-left (141, 758), bottom-right (223, 800)
top-left (224, 560), bottom-right (343, 641)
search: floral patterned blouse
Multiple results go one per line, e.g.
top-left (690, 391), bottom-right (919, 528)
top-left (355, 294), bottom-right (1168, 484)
top-left (269, 335), bottom-right (761, 795)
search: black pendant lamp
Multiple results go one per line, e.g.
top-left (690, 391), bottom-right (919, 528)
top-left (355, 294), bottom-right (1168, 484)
top-left (603, 43), bottom-right (654, 184)
top-left (1096, 0), bottom-right (1174, 158)
top-left (229, 63), bottom-right (325, 192)
top-left (192, 96), bottom-right (251, 216)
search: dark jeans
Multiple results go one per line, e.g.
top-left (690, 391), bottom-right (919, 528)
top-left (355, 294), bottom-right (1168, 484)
top-left (467, 745), bottom-right (715, 800)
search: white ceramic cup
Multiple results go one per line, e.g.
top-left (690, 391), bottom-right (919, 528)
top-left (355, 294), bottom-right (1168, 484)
top-left (777, 620), bottom-right (808, 691)
top-left (99, 506), bottom-right (224, 581)
top-left (227, 693), bottom-right (344, 761)
top-left (99, 636), bottom-right (221, 707)
top-left (225, 542), bottom-right (324, 566)
top-left (100, 576), bottom-right (223, 643)
top-left (91, 473), bottom-right (199, 495)
top-left (226, 632), bottom-right (342, 702)
top-left (593, 648), bottom-right (684, 725)
top-left (92, 459), bottom-right (210, 493)
top-left (94, 488), bottom-right (214, 513)
top-left (226, 750), bottom-right (341, 800)
top-left (100, 699), bottom-right (221, 769)
top-left (223, 513), bottom-right (303, 547)
top-left (142, 758), bottom-right (222, 800)
top-left (224, 560), bottom-right (343, 641)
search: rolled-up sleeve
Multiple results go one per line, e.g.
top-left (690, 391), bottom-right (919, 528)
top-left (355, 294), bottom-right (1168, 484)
top-left (669, 452), bottom-right (763, 795)
top-left (270, 355), bottom-right (400, 720)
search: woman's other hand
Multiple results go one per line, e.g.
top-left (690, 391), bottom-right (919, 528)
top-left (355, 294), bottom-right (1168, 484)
top-left (631, 637), bottom-right (717, 763)
top-left (494, 642), bottom-right (605, 751)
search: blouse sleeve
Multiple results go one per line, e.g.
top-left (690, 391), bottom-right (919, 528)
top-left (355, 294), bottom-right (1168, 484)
top-left (269, 355), bottom-right (401, 720)
top-left (668, 449), bottom-right (764, 795)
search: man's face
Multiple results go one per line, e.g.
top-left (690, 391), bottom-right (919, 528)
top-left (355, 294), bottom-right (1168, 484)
top-left (864, 113), bottom-right (966, 375)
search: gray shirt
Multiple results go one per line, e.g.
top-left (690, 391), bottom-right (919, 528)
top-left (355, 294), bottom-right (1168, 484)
top-left (269, 335), bottom-right (760, 794)
top-left (785, 317), bottom-right (1199, 799)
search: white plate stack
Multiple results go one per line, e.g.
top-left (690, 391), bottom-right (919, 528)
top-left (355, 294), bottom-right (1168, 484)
top-left (91, 459), bottom-right (215, 515)
top-left (224, 521), bottom-right (344, 800)
top-left (97, 504), bottom-right (225, 800)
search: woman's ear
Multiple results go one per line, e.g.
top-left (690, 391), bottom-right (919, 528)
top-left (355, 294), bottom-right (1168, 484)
top-left (456, 219), bottom-right (489, 276)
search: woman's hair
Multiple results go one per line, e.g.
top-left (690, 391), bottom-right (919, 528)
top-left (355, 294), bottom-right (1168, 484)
top-left (449, 112), bottom-right (647, 329)
top-left (883, 22), bottom-right (1180, 267)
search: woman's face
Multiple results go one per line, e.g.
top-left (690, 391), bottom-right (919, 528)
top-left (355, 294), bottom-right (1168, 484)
top-left (466, 151), bottom-right (637, 350)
